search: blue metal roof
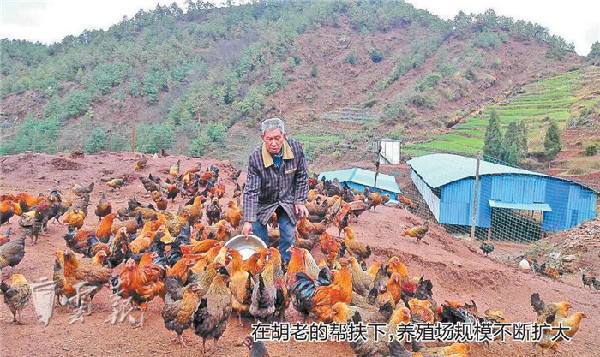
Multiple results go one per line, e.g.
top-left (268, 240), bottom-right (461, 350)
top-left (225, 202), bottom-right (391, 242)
top-left (318, 168), bottom-right (402, 194)
top-left (407, 153), bottom-right (546, 188)
top-left (489, 200), bottom-right (552, 212)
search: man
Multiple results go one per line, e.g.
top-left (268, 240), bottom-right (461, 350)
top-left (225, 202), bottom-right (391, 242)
top-left (242, 117), bottom-right (309, 261)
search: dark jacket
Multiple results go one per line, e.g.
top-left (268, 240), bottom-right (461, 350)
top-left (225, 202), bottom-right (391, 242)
top-left (243, 137), bottom-right (309, 225)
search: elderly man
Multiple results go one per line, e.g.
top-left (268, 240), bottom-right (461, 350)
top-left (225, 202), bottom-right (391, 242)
top-left (242, 118), bottom-right (309, 262)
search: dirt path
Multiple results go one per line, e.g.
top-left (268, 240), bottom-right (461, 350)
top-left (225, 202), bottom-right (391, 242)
top-left (1, 152), bottom-right (598, 356)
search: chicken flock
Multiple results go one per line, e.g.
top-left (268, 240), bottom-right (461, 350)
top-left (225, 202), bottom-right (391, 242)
top-left (0, 156), bottom-right (589, 356)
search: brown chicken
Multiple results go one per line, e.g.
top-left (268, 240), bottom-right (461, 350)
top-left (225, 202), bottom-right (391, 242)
top-left (167, 258), bottom-right (196, 285)
top-left (72, 182), bottom-right (94, 197)
top-left (94, 192), bottom-right (112, 221)
top-left (152, 191), bottom-right (168, 211)
top-left (206, 198), bottom-right (222, 226)
top-left (0, 230), bottom-right (27, 273)
top-left (376, 272), bottom-right (402, 307)
top-left (134, 154), bottom-right (147, 171)
top-left (63, 208), bottom-right (86, 230)
top-left (170, 159), bottom-right (181, 177)
top-left (414, 342), bottom-right (470, 357)
top-left (344, 227), bottom-right (371, 262)
top-left (97, 213), bottom-right (117, 243)
top-left (161, 281), bottom-right (203, 347)
top-left (408, 298), bottom-right (435, 323)
top-left (366, 189), bottom-right (382, 210)
top-left (405, 220), bottom-right (429, 243)
top-left (386, 256), bottom-right (409, 282)
top-left (227, 249), bottom-right (253, 325)
top-left (192, 267), bottom-right (232, 354)
top-left (244, 252), bottom-right (265, 276)
top-left (1, 273), bottom-right (31, 324)
top-left (224, 200), bottom-right (242, 229)
top-left (1, 200), bottom-right (18, 226)
top-left (106, 178), bottom-right (125, 190)
top-left (62, 251), bottom-right (111, 313)
top-left (114, 253), bottom-right (166, 328)
top-left (182, 196), bottom-right (203, 225)
top-left (348, 256), bottom-right (374, 296)
top-left (249, 254), bottom-right (277, 321)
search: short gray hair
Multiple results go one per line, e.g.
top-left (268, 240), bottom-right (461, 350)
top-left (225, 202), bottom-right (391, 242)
top-left (261, 117), bottom-right (285, 135)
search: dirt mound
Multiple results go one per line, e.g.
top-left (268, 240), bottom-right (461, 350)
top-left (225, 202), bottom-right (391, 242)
top-left (50, 158), bottom-right (83, 171)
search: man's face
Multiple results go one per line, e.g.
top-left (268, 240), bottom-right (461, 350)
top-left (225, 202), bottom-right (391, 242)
top-left (261, 128), bottom-right (286, 154)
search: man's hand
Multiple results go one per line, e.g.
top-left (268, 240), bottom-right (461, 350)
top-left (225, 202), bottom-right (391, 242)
top-left (242, 222), bottom-right (253, 240)
top-left (295, 204), bottom-right (309, 218)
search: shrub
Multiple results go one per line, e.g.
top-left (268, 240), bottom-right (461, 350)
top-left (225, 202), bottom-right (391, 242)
top-left (346, 51), bottom-right (357, 65)
top-left (491, 58), bottom-right (502, 68)
top-left (310, 65), bottom-right (318, 77)
top-left (135, 124), bottom-right (174, 153)
top-left (408, 93), bottom-right (437, 109)
top-left (189, 135), bottom-right (210, 157)
top-left (370, 49), bottom-right (383, 63)
top-left (584, 142), bottom-right (598, 156)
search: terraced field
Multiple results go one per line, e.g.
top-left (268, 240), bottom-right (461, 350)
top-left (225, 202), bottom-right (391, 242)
top-left (404, 69), bottom-right (583, 156)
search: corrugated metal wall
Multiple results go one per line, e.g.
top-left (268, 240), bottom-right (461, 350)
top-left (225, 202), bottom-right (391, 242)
top-left (410, 169), bottom-right (440, 220)
top-left (438, 174), bottom-right (597, 231)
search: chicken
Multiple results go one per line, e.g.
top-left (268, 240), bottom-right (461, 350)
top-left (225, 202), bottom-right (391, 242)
top-left (166, 185), bottom-right (179, 202)
top-left (1, 200), bottom-right (17, 226)
top-left (366, 190), bottom-right (382, 210)
top-left (292, 259), bottom-right (353, 322)
top-left (348, 256), bottom-right (374, 296)
top-left (206, 198), bottom-right (222, 226)
top-left (170, 159), bottom-right (181, 177)
top-left (386, 256), bottom-right (409, 282)
top-left (480, 241), bottom-right (494, 256)
top-left (549, 312), bottom-right (587, 349)
top-left (92, 192), bottom-right (110, 222)
top-left (1, 274), bottom-right (31, 324)
top-left (182, 196), bottom-right (204, 225)
top-left (344, 227), bottom-right (371, 262)
top-left (249, 255), bottom-right (277, 321)
top-left (152, 191), bottom-right (168, 211)
top-left (72, 182), bottom-right (94, 197)
top-left (140, 175), bottom-right (161, 193)
top-left (161, 282), bottom-right (203, 347)
top-left (530, 293), bottom-right (571, 324)
top-left (106, 178), bottom-right (125, 190)
top-left (243, 335), bottom-right (270, 357)
top-left (224, 200), bottom-right (242, 229)
top-left (285, 246), bottom-right (310, 293)
top-left (227, 249), bottom-right (254, 325)
top-left (408, 298), bottom-right (435, 323)
top-left (192, 267), bottom-right (232, 354)
top-left (333, 203), bottom-right (352, 237)
top-left (63, 207), bottom-right (86, 230)
top-left (244, 253), bottom-right (265, 276)
top-left (0, 230), bottom-right (27, 273)
top-left (97, 212), bottom-right (117, 243)
top-left (63, 227), bottom-right (94, 255)
top-left (230, 168), bottom-right (242, 182)
top-left (19, 209), bottom-right (44, 244)
top-left (415, 343), bottom-right (470, 357)
top-left (62, 251), bottom-right (111, 313)
top-left (582, 273), bottom-right (595, 289)
top-left (134, 154), bottom-right (148, 171)
top-left (113, 254), bottom-right (166, 328)
top-left (405, 221), bottom-right (429, 243)
top-left (297, 216), bottom-right (327, 240)
top-left (167, 258), bottom-right (196, 284)
top-left (377, 272), bottom-right (402, 307)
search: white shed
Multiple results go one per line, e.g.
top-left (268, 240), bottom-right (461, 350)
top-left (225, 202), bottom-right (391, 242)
top-left (373, 139), bottom-right (402, 164)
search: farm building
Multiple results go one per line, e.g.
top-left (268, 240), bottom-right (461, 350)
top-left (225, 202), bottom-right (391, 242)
top-left (318, 168), bottom-right (401, 204)
top-left (407, 153), bottom-right (597, 238)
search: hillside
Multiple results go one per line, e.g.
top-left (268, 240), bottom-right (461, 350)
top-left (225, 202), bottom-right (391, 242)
top-left (0, 0), bottom-right (581, 169)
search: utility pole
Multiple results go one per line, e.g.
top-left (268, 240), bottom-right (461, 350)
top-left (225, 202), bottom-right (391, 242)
top-left (471, 152), bottom-right (481, 239)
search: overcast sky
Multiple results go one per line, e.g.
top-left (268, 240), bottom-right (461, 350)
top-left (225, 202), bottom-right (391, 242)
top-left (1, 0), bottom-right (599, 55)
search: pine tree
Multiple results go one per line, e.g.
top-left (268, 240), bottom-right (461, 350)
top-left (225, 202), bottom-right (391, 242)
top-left (502, 122), bottom-right (519, 161)
top-left (504, 142), bottom-right (519, 165)
top-left (518, 120), bottom-right (528, 155)
top-left (544, 120), bottom-right (562, 160)
top-left (483, 110), bottom-right (503, 160)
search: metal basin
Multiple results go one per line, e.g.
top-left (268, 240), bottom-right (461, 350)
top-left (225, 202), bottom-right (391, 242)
top-left (225, 235), bottom-right (267, 260)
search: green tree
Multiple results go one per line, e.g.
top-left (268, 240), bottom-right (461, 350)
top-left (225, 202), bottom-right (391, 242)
top-left (543, 120), bottom-right (562, 159)
top-left (588, 41), bottom-right (600, 65)
top-left (84, 128), bottom-right (107, 153)
top-left (518, 120), bottom-right (528, 154)
top-left (483, 110), bottom-right (503, 159)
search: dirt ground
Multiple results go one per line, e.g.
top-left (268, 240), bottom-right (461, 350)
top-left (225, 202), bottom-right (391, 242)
top-left (1, 152), bottom-right (599, 357)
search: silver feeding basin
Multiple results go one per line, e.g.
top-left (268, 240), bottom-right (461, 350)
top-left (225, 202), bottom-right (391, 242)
top-left (225, 234), bottom-right (267, 260)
